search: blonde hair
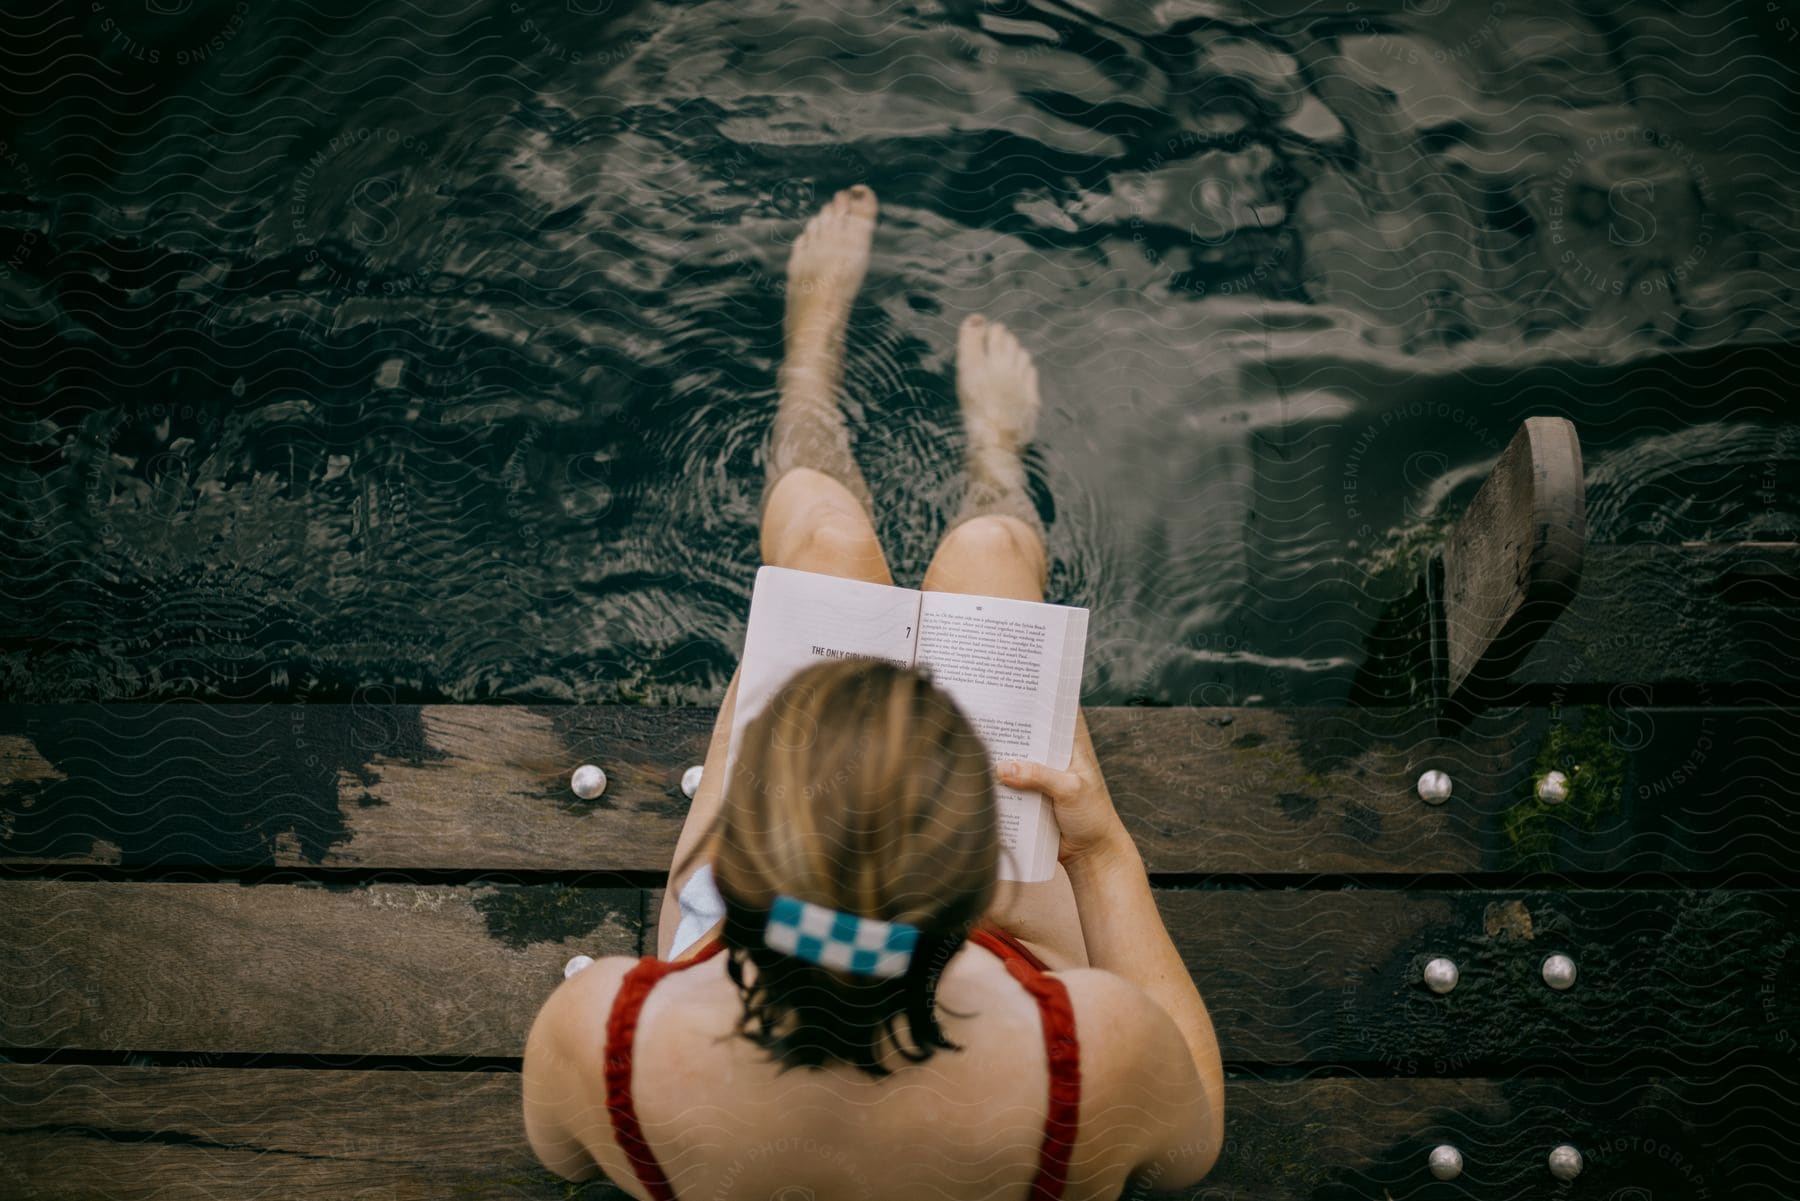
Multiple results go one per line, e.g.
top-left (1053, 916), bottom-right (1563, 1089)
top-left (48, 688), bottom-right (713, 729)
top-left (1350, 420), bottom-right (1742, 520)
top-left (676, 656), bottom-right (998, 1075)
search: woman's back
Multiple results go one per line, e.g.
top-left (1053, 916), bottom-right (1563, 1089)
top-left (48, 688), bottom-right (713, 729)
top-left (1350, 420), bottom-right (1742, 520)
top-left (553, 931), bottom-right (1151, 1201)
top-left (524, 659), bottom-right (1219, 1198)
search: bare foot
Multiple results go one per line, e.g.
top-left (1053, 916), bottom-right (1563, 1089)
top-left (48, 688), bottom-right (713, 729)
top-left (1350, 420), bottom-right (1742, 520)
top-left (764, 185), bottom-right (880, 518)
top-left (956, 314), bottom-right (1041, 452)
top-left (785, 185), bottom-right (878, 354)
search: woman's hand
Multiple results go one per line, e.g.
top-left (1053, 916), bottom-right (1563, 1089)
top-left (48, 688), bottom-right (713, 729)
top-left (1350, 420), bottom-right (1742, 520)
top-left (997, 717), bottom-right (1128, 867)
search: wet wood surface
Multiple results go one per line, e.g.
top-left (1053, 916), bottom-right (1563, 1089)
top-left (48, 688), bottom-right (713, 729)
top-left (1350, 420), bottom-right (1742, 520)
top-left (5, 880), bottom-right (1793, 1066)
top-left (5, 701), bottom-right (1793, 1200)
top-left (6, 704), bottom-right (1796, 874)
top-left (0, 881), bottom-right (640, 1057)
top-left (2, 1063), bottom-right (1789, 1201)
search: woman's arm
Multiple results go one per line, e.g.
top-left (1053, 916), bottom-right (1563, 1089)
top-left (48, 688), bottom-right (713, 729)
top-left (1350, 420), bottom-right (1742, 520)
top-left (999, 711), bottom-right (1226, 1186)
top-left (1065, 826), bottom-right (1225, 1186)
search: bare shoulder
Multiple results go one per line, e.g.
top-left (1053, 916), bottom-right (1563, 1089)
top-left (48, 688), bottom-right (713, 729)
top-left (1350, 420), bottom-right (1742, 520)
top-left (524, 954), bottom-right (646, 1102)
top-left (1053, 967), bottom-right (1169, 1075)
top-left (522, 955), bottom-right (642, 1183)
top-left (533, 955), bottom-right (640, 1049)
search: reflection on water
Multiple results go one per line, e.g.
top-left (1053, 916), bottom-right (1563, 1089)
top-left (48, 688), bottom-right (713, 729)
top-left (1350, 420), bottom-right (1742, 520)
top-left (1, 0), bottom-right (1796, 705)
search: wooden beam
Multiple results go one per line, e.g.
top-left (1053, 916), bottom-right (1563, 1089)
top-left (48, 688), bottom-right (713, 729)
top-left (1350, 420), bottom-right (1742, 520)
top-left (0, 1064), bottom-right (612, 1201)
top-left (1156, 887), bottom-right (1800, 1067)
top-left (0, 703), bottom-right (712, 871)
top-left (2, 1064), bottom-right (1791, 1200)
top-left (0, 881), bottom-right (639, 1057)
top-left (6, 705), bottom-right (1796, 875)
top-left (1440, 416), bottom-right (1586, 703)
top-left (4, 882), bottom-right (1792, 1065)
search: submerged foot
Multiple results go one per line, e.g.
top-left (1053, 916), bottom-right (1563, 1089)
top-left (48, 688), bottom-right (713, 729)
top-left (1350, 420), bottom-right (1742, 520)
top-left (956, 314), bottom-right (1041, 452)
top-left (764, 185), bottom-right (880, 518)
top-left (950, 314), bottom-right (1044, 538)
top-left (785, 184), bottom-right (878, 354)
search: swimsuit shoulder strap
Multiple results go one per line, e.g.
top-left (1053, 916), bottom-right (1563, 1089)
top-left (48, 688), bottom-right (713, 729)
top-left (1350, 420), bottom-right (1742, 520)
top-left (606, 930), bottom-right (1079, 1201)
top-left (603, 939), bottom-right (727, 1201)
top-left (968, 925), bottom-right (1081, 1200)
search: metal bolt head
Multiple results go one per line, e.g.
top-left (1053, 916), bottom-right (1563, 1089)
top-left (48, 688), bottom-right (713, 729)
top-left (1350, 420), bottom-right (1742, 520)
top-left (1423, 956), bottom-right (1460, 994)
top-left (681, 764), bottom-right (704, 799)
top-left (1537, 769), bottom-right (1570, 804)
top-left (1428, 1144), bottom-right (1463, 1180)
top-left (1542, 952), bottom-right (1578, 990)
top-left (1417, 769), bottom-right (1453, 804)
top-left (571, 764), bottom-right (607, 800)
top-left (1548, 1143), bottom-right (1583, 1181)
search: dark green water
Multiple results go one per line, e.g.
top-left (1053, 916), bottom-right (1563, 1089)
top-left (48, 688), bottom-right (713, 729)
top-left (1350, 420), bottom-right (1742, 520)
top-left (2, 0), bottom-right (1797, 706)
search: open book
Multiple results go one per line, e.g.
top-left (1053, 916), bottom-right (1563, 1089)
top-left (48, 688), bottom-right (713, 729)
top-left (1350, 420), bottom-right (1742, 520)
top-left (722, 566), bottom-right (1089, 883)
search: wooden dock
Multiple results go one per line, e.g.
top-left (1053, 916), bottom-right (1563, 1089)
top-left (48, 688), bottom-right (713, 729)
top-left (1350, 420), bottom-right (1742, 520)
top-left (3, 420), bottom-right (1797, 1199)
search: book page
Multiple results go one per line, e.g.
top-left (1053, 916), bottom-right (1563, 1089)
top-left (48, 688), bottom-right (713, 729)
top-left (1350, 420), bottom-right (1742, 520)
top-left (725, 566), bottom-right (923, 779)
top-left (914, 590), bottom-right (1088, 881)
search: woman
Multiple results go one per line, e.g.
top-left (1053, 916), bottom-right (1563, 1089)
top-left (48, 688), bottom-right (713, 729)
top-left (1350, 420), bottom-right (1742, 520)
top-left (523, 187), bottom-right (1225, 1199)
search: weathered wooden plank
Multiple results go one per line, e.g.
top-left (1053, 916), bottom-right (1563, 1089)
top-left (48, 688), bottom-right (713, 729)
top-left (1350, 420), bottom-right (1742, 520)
top-left (5, 883), bottom-right (1793, 1066)
top-left (7, 705), bottom-right (1797, 874)
top-left (1104, 705), bottom-right (1800, 876)
top-left (1177, 1068), bottom-right (1795, 1201)
top-left (3, 1065), bottom-right (1791, 1200)
top-left (1158, 888), bottom-right (1800, 1068)
top-left (0, 881), bottom-right (639, 1057)
top-left (0, 703), bottom-right (711, 871)
top-left (1087, 706), bottom-right (1509, 875)
top-left (1517, 542), bottom-right (1800, 696)
top-left (0, 1064), bottom-right (598, 1200)
top-left (1441, 416), bottom-right (1586, 702)
top-left (0, 1064), bottom-right (623, 1201)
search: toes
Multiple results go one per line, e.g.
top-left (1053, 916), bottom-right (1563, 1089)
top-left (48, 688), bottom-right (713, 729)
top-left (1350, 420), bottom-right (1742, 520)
top-left (985, 320), bottom-right (1012, 358)
top-left (801, 186), bottom-right (877, 243)
top-left (1007, 330), bottom-right (1031, 368)
top-left (844, 184), bottom-right (877, 221)
top-left (959, 313), bottom-right (987, 363)
top-left (980, 320), bottom-right (1034, 374)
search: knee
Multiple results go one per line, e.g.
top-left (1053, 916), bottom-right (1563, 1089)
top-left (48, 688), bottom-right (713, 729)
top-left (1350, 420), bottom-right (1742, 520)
top-left (942, 515), bottom-right (1040, 564)
top-left (922, 515), bottom-right (1046, 601)
top-left (938, 515), bottom-right (1047, 585)
top-left (783, 515), bottom-right (889, 584)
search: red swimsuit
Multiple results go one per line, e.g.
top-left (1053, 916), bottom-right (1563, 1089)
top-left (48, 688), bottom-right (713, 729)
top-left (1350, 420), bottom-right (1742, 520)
top-left (603, 923), bottom-right (1082, 1200)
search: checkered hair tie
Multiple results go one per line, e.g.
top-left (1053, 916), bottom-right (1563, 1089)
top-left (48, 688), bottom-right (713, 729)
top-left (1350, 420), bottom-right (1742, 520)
top-left (763, 894), bottom-right (920, 979)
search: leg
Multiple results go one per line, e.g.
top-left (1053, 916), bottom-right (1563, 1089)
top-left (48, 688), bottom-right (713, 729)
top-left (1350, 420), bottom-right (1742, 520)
top-left (658, 188), bottom-right (893, 958)
top-left (761, 184), bottom-right (880, 522)
top-left (921, 317), bottom-right (1088, 971)
top-left (945, 313), bottom-right (1045, 546)
top-left (657, 472), bottom-right (895, 958)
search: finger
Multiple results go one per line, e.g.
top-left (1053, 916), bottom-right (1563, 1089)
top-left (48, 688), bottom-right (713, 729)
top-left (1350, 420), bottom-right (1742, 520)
top-left (997, 760), bottom-right (1032, 787)
top-left (999, 759), bottom-right (1080, 798)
